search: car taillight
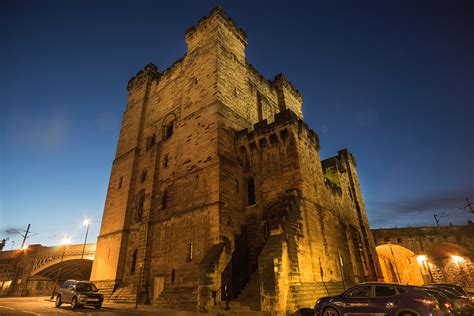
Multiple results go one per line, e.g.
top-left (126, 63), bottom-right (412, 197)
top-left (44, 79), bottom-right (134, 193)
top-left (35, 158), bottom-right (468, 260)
top-left (444, 302), bottom-right (452, 310)
top-left (415, 298), bottom-right (436, 305)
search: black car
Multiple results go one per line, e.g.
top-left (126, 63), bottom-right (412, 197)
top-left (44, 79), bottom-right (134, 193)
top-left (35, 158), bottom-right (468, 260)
top-left (422, 287), bottom-right (455, 316)
top-left (55, 280), bottom-right (104, 309)
top-left (423, 285), bottom-right (473, 316)
top-left (314, 283), bottom-right (440, 316)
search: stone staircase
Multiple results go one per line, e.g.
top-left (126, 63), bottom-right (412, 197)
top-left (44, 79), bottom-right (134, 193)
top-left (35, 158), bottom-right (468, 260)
top-left (154, 286), bottom-right (198, 310)
top-left (236, 272), bottom-right (261, 310)
top-left (108, 285), bottom-right (138, 303)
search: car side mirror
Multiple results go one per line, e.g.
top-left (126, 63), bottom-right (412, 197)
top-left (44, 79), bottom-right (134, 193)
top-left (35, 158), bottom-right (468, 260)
top-left (343, 292), bottom-right (352, 298)
top-left (94, 289), bottom-right (99, 292)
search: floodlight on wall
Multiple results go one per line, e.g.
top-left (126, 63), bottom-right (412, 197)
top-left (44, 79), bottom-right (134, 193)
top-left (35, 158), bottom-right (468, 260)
top-left (416, 255), bottom-right (427, 263)
top-left (451, 255), bottom-right (464, 264)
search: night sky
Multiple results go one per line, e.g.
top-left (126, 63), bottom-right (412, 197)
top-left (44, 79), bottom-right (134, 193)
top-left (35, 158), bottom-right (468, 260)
top-left (1, 0), bottom-right (473, 249)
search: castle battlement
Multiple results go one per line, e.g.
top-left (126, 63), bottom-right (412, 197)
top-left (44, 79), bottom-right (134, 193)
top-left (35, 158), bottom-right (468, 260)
top-left (236, 109), bottom-right (319, 151)
top-left (127, 62), bottom-right (160, 91)
top-left (185, 6), bottom-right (248, 46)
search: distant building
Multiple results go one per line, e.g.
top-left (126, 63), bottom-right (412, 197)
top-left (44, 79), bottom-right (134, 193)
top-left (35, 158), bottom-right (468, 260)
top-left (90, 7), bottom-right (381, 313)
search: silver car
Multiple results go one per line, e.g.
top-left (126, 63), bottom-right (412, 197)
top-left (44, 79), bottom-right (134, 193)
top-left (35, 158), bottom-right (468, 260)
top-left (55, 280), bottom-right (103, 309)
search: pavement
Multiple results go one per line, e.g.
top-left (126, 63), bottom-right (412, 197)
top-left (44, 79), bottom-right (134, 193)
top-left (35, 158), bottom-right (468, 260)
top-left (0, 297), bottom-right (267, 316)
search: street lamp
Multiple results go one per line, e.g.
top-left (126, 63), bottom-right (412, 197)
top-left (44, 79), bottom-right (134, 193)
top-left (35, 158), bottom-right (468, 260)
top-left (50, 236), bottom-right (71, 299)
top-left (81, 218), bottom-right (90, 260)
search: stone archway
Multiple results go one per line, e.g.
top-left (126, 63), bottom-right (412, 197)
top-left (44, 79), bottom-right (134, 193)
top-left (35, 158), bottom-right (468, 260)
top-left (376, 244), bottom-right (424, 285)
top-left (424, 242), bottom-right (473, 288)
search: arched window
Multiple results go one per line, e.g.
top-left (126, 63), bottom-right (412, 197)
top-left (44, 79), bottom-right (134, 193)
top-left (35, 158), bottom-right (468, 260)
top-left (162, 114), bottom-right (177, 141)
top-left (164, 121), bottom-right (174, 140)
top-left (247, 177), bottom-right (256, 206)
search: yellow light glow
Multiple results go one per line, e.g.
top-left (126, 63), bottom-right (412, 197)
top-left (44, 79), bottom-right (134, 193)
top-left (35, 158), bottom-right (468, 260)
top-left (451, 255), bottom-right (464, 264)
top-left (416, 255), bottom-right (427, 263)
top-left (21, 244), bottom-right (29, 251)
top-left (83, 218), bottom-right (90, 226)
top-left (60, 236), bottom-right (71, 246)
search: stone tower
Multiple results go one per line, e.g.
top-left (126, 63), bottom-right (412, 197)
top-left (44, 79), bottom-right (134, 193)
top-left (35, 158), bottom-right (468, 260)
top-left (90, 7), bottom-right (382, 313)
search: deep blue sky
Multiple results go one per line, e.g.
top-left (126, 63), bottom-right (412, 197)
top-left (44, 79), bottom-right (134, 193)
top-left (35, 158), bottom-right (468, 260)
top-left (1, 0), bottom-right (473, 249)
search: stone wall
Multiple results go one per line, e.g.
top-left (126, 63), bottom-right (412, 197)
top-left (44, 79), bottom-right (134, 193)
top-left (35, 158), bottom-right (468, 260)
top-left (373, 223), bottom-right (474, 288)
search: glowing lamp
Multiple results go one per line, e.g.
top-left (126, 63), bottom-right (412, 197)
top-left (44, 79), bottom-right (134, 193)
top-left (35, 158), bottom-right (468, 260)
top-left (60, 236), bottom-right (71, 246)
top-left (416, 255), bottom-right (427, 263)
top-left (451, 255), bottom-right (464, 264)
top-left (83, 218), bottom-right (90, 226)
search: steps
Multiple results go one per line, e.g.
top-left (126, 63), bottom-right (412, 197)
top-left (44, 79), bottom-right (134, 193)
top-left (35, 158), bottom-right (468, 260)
top-left (236, 272), bottom-right (261, 310)
top-left (108, 285), bottom-right (138, 304)
top-left (154, 286), bottom-right (197, 310)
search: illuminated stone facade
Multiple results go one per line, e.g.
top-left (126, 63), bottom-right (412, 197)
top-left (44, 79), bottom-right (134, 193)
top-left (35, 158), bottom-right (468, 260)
top-left (90, 7), bottom-right (382, 312)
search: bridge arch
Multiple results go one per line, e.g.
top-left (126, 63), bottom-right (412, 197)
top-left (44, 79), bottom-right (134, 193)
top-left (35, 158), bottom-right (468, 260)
top-left (376, 244), bottom-right (424, 285)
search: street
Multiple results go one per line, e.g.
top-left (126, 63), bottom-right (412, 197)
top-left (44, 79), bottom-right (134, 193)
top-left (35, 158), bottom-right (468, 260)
top-left (0, 297), bottom-right (234, 316)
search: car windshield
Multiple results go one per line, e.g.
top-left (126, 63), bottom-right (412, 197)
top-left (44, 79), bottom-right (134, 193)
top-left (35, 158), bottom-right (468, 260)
top-left (76, 282), bottom-right (98, 292)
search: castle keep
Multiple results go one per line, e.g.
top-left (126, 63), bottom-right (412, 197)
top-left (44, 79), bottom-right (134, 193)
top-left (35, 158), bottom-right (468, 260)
top-left (90, 7), bottom-right (382, 312)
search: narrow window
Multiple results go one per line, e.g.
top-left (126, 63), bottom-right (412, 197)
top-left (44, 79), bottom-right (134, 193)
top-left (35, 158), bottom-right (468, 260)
top-left (163, 154), bottom-right (169, 168)
top-left (257, 93), bottom-right (263, 121)
top-left (247, 177), bottom-right (256, 206)
top-left (131, 249), bottom-right (138, 273)
top-left (118, 176), bottom-right (123, 189)
top-left (171, 269), bottom-right (176, 285)
top-left (162, 190), bottom-right (168, 209)
top-left (141, 170), bottom-right (147, 183)
top-left (187, 242), bottom-right (193, 261)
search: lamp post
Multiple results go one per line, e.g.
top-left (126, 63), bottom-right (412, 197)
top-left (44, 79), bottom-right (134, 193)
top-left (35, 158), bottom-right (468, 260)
top-left (50, 236), bottom-right (71, 300)
top-left (81, 219), bottom-right (90, 260)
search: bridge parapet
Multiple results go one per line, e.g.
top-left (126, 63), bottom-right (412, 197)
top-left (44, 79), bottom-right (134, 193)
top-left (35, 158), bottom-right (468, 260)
top-left (31, 243), bottom-right (96, 276)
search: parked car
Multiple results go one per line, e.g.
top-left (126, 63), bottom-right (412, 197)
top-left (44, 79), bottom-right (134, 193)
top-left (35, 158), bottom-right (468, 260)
top-left (422, 287), bottom-right (455, 316)
top-left (423, 285), bottom-right (473, 316)
top-left (428, 284), bottom-right (474, 305)
top-left (313, 283), bottom-right (441, 316)
top-left (55, 280), bottom-right (103, 309)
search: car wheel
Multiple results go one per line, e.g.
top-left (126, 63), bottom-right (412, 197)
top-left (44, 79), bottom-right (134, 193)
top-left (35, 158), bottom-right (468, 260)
top-left (55, 295), bottom-right (62, 308)
top-left (71, 297), bottom-right (78, 309)
top-left (397, 311), bottom-right (418, 316)
top-left (95, 304), bottom-right (102, 309)
top-left (323, 307), bottom-right (340, 316)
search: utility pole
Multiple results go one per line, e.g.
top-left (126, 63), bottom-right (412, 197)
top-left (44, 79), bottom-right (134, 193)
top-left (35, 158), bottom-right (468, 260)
top-left (8, 224), bottom-right (31, 296)
top-left (20, 224), bottom-right (31, 250)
